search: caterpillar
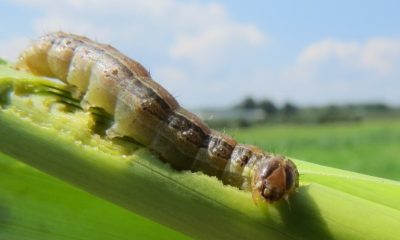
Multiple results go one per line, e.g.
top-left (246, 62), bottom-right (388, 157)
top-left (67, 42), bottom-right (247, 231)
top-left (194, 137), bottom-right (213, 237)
top-left (16, 32), bottom-right (299, 203)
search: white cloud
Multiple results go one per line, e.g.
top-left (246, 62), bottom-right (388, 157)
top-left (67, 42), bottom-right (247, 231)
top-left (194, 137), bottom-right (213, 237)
top-left (360, 38), bottom-right (400, 75)
top-left (296, 38), bottom-right (400, 76)
top-left (278, 37), bottom-right (400, 105)
top-left (170, 24), bottom-right (264, 67)
top-left (10, 0), bottom-right (265, 52)
top-left (297, 40), bottom-right (360, 67)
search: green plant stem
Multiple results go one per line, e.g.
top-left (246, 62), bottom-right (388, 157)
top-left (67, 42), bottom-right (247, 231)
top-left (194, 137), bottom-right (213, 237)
top-left (1, 65), bottom-right (400, 239)
top-left (0, 152), bottom-right (187, 240)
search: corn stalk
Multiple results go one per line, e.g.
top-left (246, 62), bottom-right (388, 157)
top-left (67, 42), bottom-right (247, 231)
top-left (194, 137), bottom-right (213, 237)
top-left (0, 64), bottom-right (399, 239)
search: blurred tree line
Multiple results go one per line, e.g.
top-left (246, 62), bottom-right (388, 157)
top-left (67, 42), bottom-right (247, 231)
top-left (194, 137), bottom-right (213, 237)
top-left (204, 96), bottom-right (400, 129)
top-left (236, 97), bottom-right (298, 118)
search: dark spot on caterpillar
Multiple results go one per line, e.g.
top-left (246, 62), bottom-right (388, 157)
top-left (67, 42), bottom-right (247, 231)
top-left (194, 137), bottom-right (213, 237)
top-left (208, 135), bottom-right (235, 160)
top-left (239, 155), bottom-right (249, 167)
top-left (168, 114), bottom-right (208, 148)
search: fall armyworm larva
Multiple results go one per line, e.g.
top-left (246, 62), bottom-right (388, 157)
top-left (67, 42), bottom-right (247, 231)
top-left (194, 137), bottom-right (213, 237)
top-left (16, 32), bottom-right (299, 203)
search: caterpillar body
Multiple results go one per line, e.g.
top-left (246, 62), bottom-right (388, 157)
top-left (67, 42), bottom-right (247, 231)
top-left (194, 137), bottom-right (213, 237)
top-left (16, 32), bottom-right (299, 203)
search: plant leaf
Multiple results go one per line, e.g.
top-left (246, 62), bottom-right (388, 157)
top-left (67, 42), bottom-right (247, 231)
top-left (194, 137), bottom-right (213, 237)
top-left (0, 153), bottom-right (188, 240)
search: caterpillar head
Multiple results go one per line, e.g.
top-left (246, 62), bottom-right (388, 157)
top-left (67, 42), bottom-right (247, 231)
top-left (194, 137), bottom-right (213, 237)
top-left (251, 155), bottom-right (299, 203)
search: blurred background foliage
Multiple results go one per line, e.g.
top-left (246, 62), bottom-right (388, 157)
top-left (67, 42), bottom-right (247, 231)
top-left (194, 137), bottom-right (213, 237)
top-left (195, 97), bottom-right (400, 181)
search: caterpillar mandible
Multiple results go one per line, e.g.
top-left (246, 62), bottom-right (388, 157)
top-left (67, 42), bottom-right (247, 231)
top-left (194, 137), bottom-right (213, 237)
top-left (16, 32), bottom-right (299, 204)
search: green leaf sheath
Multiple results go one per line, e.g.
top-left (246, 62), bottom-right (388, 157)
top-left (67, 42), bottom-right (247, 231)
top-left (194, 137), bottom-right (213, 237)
top-left (0, 153), bottom-right (188, 240)
top-left (1, 65), bottom-right (400, 239)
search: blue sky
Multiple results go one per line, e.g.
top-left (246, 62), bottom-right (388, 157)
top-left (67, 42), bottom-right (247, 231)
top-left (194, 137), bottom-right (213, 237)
top-left (1, 0), bottom-right (399, 108)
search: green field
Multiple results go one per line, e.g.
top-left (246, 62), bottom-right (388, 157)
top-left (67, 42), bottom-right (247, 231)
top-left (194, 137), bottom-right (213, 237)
top-left (227, 119), bottom-right (400, 181)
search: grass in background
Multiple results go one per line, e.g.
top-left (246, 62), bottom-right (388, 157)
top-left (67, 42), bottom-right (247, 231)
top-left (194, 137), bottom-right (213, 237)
top-left (228, 119), bottom-right (400, 181)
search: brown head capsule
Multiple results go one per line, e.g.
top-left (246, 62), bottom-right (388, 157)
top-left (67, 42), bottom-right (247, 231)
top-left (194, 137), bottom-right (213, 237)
top-left (251, 155), bottom-right (299, 203)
